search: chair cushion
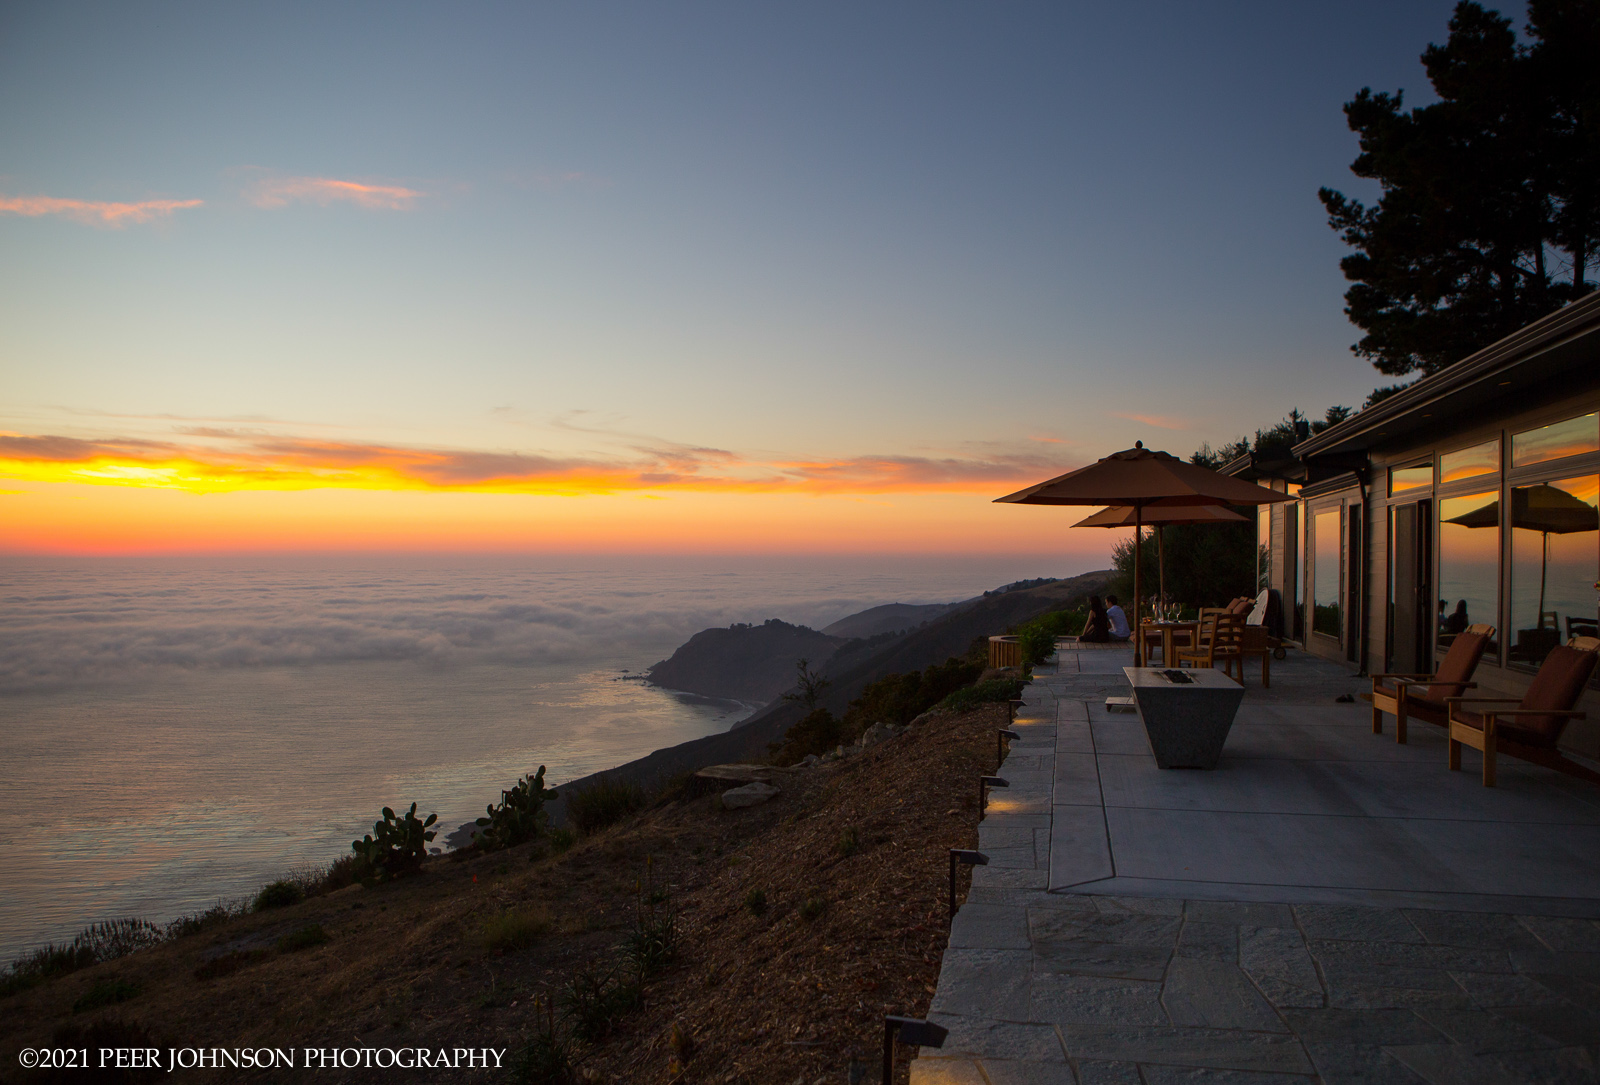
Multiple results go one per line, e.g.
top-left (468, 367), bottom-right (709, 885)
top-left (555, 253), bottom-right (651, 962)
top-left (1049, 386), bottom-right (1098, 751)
top-left (1515, 645), bottom-right (1600, 743)
top-left (1421, 630), bottom-right (1489, 702)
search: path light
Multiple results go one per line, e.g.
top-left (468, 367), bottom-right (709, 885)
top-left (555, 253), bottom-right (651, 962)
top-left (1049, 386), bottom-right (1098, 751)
top-left (1008, 697), bottom-right (1025, 722)
top-left (996, 729), bottom-right (1020, 767)
top-left (883, 1016), bottom-right (948, 1084)
top-left (979, 776), bottom-right (1008, 819)
top-left (948, 849), bottom-right (988, 922)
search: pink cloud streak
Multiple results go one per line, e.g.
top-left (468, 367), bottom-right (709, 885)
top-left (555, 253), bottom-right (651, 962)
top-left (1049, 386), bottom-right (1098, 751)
top-left (0, 194), bottom-right (202, 227)
top-left (246, 176), bottom-right (424, 210)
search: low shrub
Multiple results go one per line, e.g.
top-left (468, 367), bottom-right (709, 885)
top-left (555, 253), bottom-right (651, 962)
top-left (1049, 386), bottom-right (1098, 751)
top-left (511, 997), bottom-right (571, 1085)
top-left (623, 891), bottom-right (678, 978)
top-left (164, 900), bottom-right (249, 940)
top-left (75, 919), bottom-right (164, 962)
top-left (559, 964), bottom-right (641, 1042)
top-left (836, 827), bottom-right (860, 858)
top-left (744, 888), bottom-right (767, 916)
top-left (1014, 608), bottom-right (1088, 665)
top-left (799, 896), bottom-right (827, 921)
top-left (565, 777), bottom-right (645, 835)
top-left (253, 880), bottom-right (304, 911)
top-left (72, 979), bottom-right (140, 1013)
top-left (938, 676), bottom-right (1028, 714)
top-left (275, 924), bottom-right (330, 953)
top-left (547, 827), bottom-right (577, 854)
top-left (482, 908), bottom-right (553, 955)
top-left (1, 918), bottom-right (164, 998)
top-left (767, 707), bottom-right (842, 763)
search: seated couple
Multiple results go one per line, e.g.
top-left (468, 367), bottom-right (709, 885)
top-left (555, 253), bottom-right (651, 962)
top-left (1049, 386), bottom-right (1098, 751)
top-left (1079, 594), bottom-right (1130, 643)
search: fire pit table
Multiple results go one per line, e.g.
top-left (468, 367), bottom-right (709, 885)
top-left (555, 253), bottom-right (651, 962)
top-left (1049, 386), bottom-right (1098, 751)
top-left (1123, 666), bottom-right (1245, 769)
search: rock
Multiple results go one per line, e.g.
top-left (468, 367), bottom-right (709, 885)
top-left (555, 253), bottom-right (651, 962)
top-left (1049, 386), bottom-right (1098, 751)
top-left (695, 763), bottom-right (774, 784)
top-left (722, 781), bottom-right (781, 809)
top-left (799, 754), bottom-right (820, 767)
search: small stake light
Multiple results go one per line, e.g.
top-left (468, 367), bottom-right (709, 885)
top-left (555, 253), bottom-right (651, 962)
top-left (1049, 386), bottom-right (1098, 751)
top-left (979, 775), bottom-right (1008, 819)
top-left (948, 848), bottom-right (988, 922)
top-left (996, 728), bottom-right (1021, 767)
top-left (883, 1015), bottom-right (948, 1083)
top-left (1008, 697), bottom-right (1026, 723)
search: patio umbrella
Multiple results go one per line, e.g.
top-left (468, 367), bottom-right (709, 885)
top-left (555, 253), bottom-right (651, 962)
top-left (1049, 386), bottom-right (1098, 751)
top-left (996, 442), bottom-right (1292, 665)
top-left (1072, 504), bottom-right (1249, 609)
top-left (1443, 484), bottom-right (1600, 628)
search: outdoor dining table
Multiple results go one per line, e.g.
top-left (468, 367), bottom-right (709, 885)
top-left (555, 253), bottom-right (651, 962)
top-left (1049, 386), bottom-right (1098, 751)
top-left (1144, 620), bottom-right (1199, 666)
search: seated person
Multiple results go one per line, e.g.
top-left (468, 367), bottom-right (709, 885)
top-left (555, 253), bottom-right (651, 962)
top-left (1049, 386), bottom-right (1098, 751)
top-left (1079, 595), bottom-right (1111, 642)
top-left (1105, 594), bottom-right (1131, 642)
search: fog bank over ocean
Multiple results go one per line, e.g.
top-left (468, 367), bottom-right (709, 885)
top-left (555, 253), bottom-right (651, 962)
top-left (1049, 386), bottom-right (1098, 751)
top-left (0, 553), bottom-right (1074, 959)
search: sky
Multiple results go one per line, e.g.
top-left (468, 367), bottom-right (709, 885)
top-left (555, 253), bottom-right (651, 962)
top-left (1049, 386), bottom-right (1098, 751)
top-left (0, 1), bottom-right (1484, 559)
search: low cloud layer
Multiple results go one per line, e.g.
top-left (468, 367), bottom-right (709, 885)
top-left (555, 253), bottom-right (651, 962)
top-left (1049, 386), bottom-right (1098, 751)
top-left (0, 562), bottom-right (969, 692)
top-left (0, 429), bottom-right (1071, 496)
top-left (0, 193), bottom-right (203, 227)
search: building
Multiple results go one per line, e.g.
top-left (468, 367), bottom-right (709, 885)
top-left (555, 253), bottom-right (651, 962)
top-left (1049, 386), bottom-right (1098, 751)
top-left (1229, 291), bottom-right (1600, 760)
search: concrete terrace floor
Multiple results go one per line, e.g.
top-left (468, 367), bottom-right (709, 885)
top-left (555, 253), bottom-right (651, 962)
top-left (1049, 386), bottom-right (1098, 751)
top-left (915, 642), bottom-right (1600, 1084)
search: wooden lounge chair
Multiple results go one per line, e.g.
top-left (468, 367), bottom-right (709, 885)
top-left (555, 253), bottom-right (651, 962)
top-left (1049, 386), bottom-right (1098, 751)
top-left (1446, 636), bottom-right (1600, 787)
top-left (1366, 624), bottom-right (1493, 744)
top-left (1176, 612), bottom-right (1244, 678)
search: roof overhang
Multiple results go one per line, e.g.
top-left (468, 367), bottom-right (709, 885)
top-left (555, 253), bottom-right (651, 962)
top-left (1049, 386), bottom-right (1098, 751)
top-left (1292, 291), bottom-right (1600, 462)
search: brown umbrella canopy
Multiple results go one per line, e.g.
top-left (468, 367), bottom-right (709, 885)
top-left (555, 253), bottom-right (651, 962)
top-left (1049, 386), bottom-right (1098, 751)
top-left (996, 443), bottom-right (1291, 665)
top-left (996, 443), bottom-right (1292, 508)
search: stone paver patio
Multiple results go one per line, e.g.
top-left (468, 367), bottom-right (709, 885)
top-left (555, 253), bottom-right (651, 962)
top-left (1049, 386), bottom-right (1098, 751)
top-left (915, 642), bottom-right (1600, 1084)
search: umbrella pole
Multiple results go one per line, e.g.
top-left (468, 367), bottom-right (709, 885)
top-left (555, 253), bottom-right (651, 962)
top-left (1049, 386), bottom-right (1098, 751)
top-left (1134, 505), bottom-right (1144, 666)
top-left (1538, 532), bottom-right (1549, 629)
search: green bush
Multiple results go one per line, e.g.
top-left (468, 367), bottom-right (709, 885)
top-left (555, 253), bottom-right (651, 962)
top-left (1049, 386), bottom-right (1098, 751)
top-left (559, 964), bottom-right (641, 1042)
top-left (938, 676), bottom-right (1028, 714)
top-left (511, 998), bottom-right (571, 1085)
top-left (72, 979), bottom-right (140, 1013)
top-left (565, 777), bottom-right (645, 835)
top-left (1014, 608), bottom-right (1089, 664)
top-left (164, 900), bottom-right (249, 940)
top-left (482, 908), bottom-right (553, 954)
top-left (836, 827), bottom-right (860, 857)
top-left (351, 802), bottom-right (437, 880)
top-left (799, 896), bottom-right (827, 921)
top-left (253, 880), bottom-right (304, 911)
top-left (744, 888), bottom-right (768, 916)
top-left (476, 766), bottom-right (559, 851)
top-left (767, 707), bottom-right (842, 764)
top-left (547, 827), bottom-right (577, 854)
top-left (275, 924), bottom-right (330, 953)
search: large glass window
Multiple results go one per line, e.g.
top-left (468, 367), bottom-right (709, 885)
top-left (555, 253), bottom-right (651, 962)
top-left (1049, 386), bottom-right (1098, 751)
top-left (1440, 439), bottom-right (1499, 484)
top-left (1512, 413), bottom-right (1599, 467)
top-left (1508, 475), bottom-right (1599, 666)
top-left (1313, 508), bottom-right (1341, 638)
top-left (1390, 464), bottom-right (1432, 496)
top-left (1437, 491), bottom-right (1501, 658)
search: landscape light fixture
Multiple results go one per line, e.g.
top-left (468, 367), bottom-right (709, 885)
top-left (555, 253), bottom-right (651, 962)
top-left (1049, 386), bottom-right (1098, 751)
top-left (883, 1016), bottom-right (948, 1083)
top-left (979, 775), bottom-right (1008, 818)
top-left (948, 848), bottom-right (988, 922)
top-left (997, 729), bottom-right (1021, 767)
top-left (1008, 697), bottom-right (1026, 722)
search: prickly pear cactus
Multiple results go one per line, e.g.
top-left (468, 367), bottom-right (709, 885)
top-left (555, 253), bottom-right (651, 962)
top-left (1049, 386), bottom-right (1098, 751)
top-left (351, 801), bottom-right (437, 878)
top-left (474, 766), bottom-right (558, 851)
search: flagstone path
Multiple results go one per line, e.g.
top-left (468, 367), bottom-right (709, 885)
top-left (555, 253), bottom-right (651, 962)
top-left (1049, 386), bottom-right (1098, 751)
top-left (913, 643), bottom-right (1600, 1084)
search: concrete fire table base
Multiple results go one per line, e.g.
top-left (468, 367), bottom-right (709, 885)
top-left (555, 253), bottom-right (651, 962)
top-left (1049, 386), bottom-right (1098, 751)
top-left (1124, 666), bottom-right (1245, 769)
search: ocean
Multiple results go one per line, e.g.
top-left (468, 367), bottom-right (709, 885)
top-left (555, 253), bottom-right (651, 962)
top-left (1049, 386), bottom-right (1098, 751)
top-left (0, 553), bottom-right (1061, 961)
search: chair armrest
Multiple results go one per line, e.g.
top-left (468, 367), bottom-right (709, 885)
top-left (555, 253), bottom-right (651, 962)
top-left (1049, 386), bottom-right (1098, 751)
top-left (1371, 672), bottom-right (1434, 680)
top-left (1444, 697), bottom-right (1522, 705)
top-left (1467, 709), bottom-right (1586, 719)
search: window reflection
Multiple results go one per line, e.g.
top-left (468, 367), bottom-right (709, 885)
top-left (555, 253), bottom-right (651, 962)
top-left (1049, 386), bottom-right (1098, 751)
top-left (1512, 413), bottom-right (1598, 467)
top-left (1509, 475), bottom-right (1599, 666)
top-left (1438, 491), bottom-right (1501, 658)
top-left (1440, 439), bottom-right (1498, 484)
top-left (1314, 509), bottom-right (1340, 638)
top-left (1257, 508), bottom-right (1271, 593)
top-left (1389, 464), bottom-right (1432, 496)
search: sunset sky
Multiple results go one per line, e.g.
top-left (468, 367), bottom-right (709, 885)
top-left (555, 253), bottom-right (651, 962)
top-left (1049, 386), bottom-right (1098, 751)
top-left (1, 1), bottom-right (1468, 558)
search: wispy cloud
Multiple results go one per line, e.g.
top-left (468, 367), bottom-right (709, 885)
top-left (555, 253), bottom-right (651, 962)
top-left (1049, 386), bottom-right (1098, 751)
top-left (244, 175), bottom-right (424, 211)
top-left (0, 194), bottom-right (202, 227)
top-left (1112, 412), bottom-right (1188, 431)
top-left (0, 430), bottom-right (1072, 497)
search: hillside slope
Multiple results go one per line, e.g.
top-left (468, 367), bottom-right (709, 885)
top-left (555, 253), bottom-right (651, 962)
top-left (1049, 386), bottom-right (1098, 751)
top-left (646, 619), bottom-right (847, 703)
top-left (546, 569), bottom-right (1109, 818)
top-left (820, 602), bottom-right (955, 639)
